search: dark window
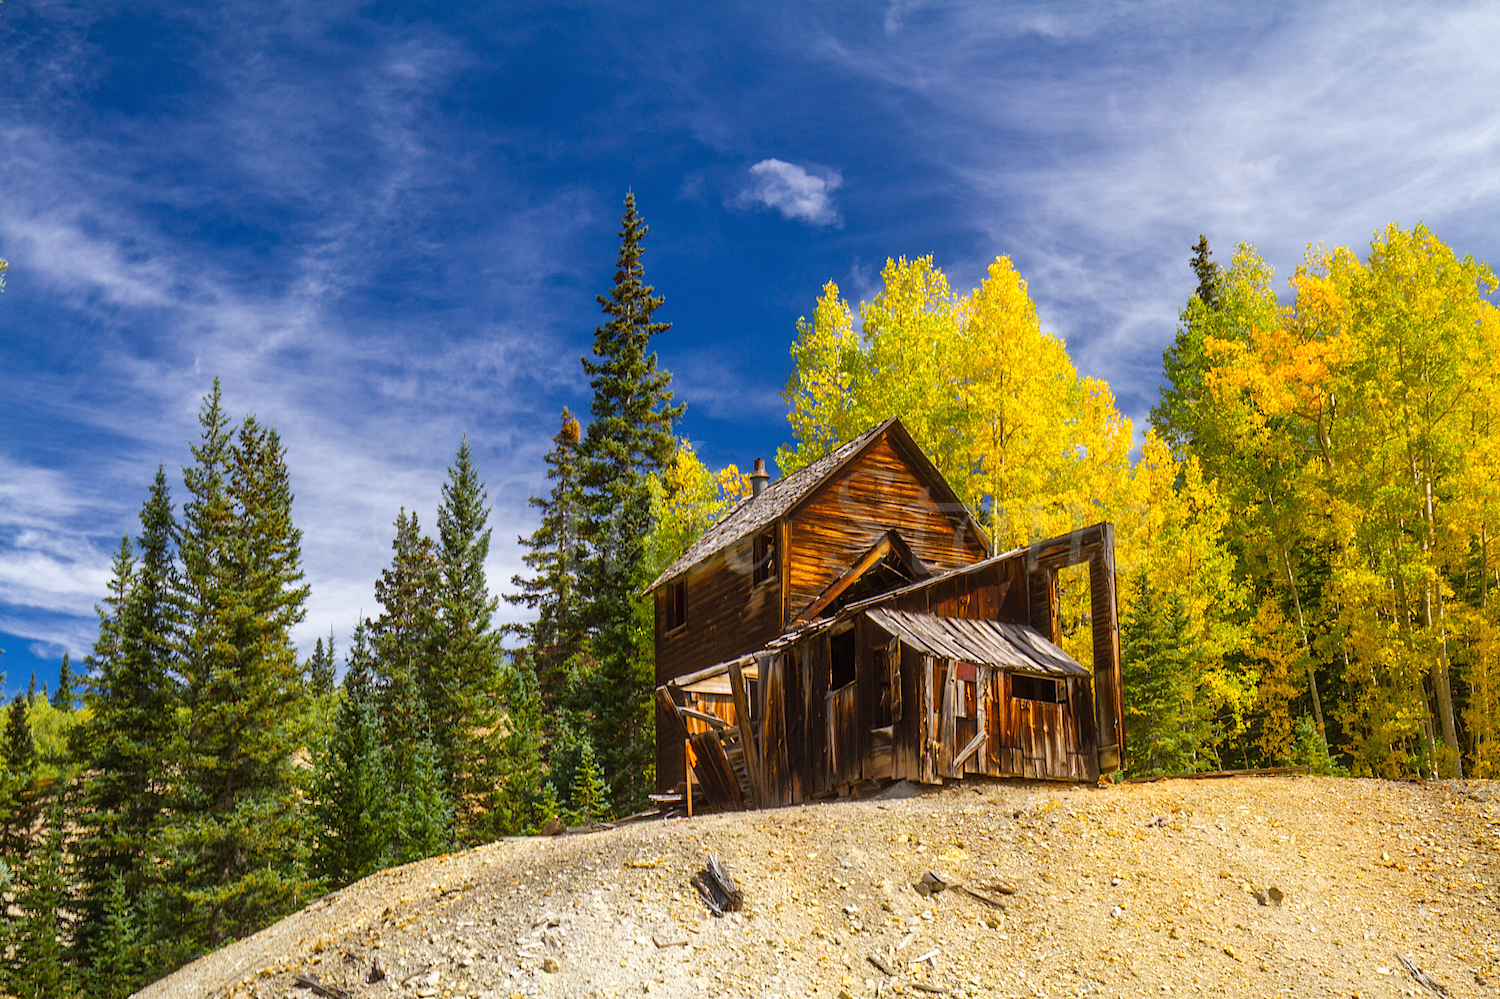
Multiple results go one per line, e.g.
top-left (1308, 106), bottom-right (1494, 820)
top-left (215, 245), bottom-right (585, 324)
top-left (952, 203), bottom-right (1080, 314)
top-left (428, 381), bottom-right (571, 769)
top-left (830, 629), bottom-right (856, 690)
top-left (1012, 673), bottom-right (1061, 703)
top-left (753, 529), bottom-right (776, 585)
top-left (666, 579), bottom-right (687, 632)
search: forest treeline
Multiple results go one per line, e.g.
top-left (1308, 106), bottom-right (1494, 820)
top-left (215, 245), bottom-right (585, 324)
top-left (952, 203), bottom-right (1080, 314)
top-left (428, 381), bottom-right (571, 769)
top-left (1, 214), bottom-right (1496, 994)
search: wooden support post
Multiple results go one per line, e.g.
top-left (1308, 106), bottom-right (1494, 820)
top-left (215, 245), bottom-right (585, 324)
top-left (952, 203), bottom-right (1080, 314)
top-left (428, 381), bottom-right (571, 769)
top-left (729, 658), bottom-right (763, 809)
top-left (685, 738), bottom-right (693, 818)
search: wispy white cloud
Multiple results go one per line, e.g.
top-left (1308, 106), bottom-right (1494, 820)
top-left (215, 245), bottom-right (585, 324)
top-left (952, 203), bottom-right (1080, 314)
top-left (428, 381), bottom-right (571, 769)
top-left (738, 159), bottom-right (844, 227)
top-left (0, 6), bottom-right (606, 664)
top-left (804, 1), bottom-right (1500, 426)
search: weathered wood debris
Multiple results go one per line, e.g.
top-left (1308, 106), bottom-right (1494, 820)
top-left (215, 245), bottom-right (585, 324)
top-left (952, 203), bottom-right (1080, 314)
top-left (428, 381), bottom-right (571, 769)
top-left (689, 853), bottom-right (743, 916)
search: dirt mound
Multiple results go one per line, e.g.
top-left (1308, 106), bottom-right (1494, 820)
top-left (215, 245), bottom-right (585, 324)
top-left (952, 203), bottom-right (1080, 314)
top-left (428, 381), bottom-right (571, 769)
top-left (136, 776), bottom-right (1500, 999)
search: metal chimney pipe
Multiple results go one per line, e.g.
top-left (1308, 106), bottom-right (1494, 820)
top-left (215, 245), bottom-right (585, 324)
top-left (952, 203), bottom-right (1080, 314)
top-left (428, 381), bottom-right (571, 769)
top-left (750, 457), bottom-right (769, 498)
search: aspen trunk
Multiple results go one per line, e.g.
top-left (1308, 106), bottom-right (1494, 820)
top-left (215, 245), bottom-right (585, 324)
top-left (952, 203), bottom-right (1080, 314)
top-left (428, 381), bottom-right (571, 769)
top-left (1422, 471), bottom-right (1462, 776)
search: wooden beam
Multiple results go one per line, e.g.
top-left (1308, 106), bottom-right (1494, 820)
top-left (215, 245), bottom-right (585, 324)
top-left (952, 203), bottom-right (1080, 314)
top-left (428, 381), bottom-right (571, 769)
top-left (728, 658), bottom-right (763, 809)
top-left (656, 686), bottom-right (690, 744)
top-left (951, 731), bottom-right (988, 774)
top-left (794, 535), bottom-right (895, 624)
top-left (679, 706), bottom-right (730, 730)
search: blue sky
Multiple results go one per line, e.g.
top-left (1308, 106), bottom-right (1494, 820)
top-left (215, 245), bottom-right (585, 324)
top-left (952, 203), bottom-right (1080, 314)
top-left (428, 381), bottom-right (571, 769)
top-left (3, 1), bottom-right (1499, 695)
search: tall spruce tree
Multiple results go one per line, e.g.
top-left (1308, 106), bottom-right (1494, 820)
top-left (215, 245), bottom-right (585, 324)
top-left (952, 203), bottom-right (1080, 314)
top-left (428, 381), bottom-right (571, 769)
top-left (166, 385), bottom-right (313, 946)
top-left (508, 409), bottom-right (589, 702)
top-left (4, 804), bottom-right (78, 997)
top-left (578, 192), bottom-right (683, 813)
top-left (307, 634), bottom-right (336, 695)
top-left (424, 440), bottom-right (507, 843)
top-left (74, 469), bottom-right (181, 941)
top-left (311, 634), bottom-right (392, 887)
top-left (371, 508), bottom-right (438, 758)
top-left (4, 694), bottom-right (35, 782)
top-left (1151, 235), bottom-right (1226, 462)
top-left (51, 654), bottom-right (75, 710)
top-left (89, 872), bottom-right (141, 999)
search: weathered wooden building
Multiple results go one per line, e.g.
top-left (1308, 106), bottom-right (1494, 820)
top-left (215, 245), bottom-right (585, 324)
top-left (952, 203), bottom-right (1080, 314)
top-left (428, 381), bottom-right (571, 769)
top-left (649, 417), bottom-right (1125, 811)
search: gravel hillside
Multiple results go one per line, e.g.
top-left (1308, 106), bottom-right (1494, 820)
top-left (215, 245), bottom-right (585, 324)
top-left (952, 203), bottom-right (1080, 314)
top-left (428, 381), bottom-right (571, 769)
top-left (136, 776), bottom-right (1500, 999)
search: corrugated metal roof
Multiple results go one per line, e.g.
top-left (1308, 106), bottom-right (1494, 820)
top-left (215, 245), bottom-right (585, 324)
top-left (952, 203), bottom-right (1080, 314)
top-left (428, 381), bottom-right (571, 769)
top-left (646, 418), bottom-right (896, 591)
top-left (863, 607), bottom-right (1089, 678)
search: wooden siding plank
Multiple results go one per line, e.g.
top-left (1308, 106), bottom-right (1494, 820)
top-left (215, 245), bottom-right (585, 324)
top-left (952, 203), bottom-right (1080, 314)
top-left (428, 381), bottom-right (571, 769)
top-left (786, 437), bottom-right (989, 622)
top-left (729, 658), bottom-right (763, 809)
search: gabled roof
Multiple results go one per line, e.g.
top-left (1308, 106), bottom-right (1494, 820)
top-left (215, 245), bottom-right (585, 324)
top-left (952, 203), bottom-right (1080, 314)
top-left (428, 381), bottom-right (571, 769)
top-left (647, 417), bottom-right (989, 592)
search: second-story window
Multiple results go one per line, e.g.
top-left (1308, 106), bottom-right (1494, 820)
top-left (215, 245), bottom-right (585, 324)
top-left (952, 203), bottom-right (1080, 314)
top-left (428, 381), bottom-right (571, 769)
top-left (753, 528), bottom-right (776, 585)
top-left (666, 578), bottom-right (687, 632)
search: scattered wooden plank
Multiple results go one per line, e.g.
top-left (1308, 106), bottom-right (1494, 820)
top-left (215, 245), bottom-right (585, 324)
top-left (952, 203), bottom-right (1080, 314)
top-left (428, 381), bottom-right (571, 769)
top-left (1398, 954), bottom-right (1450, 997)
top-left (957, 885), bottom-right (1007, 910)
top-left (293, 972), bottom-right (352, 998)
top-left (690, 853), bottom-right (744, 916)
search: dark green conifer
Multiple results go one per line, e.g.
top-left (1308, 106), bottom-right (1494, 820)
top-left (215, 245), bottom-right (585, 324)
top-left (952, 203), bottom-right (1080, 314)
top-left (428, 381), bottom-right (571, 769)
top-left (567, 737), bottom-right (611, 825)
top-left (478, 656), bottom-right (549, 838)
top-left (508, 409), bottom-right (589, 701)
top-left (1120, 574), bottom-right (1206, 776)
top-left (4, 805), bottom-right (78, 996)
top-left (167, 385), bottom-right (313, 946)
top-left (1189, 234), bottom-right (1221, 308)
top-left (51, 653), bottom-right (75, 710)
top-left (371, 509), bottom-right (437, 756)
top-left (89, 871), bottom-right (141, 999)
top-left (424, 441), bottom-right (505, 843)
top-left (1151, 235), bottom-right (1224, 462)
top-left (311, 637), bottom-right (392, 887)
top-left (307, 633), bottom-right (336, 695)
top-left (73, 468), bottom-right (180, 936)
top-left (5, 693), bottom-right (35, 780)
top-left (578, 192), bottom-right (684, 813)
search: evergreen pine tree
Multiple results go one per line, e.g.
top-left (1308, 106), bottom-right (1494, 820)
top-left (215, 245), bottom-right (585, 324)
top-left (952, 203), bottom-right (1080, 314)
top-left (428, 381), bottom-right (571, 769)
top-left (311, 648), bottom-right (392, 887)
top-left (51, 653), bottom-right (76, 710)
top-left (89, 871), bottom-right (141, 999)
top-left (479, 656), bottom-right (549, 837)
top-left (371, 509), bottom-right (438, 757)
top-left (1151, 235), bottom-right (1225, 462)
top-left (73, 468), bottom-right (181, 941)
top-left (424, 441), bottom-right (505, 843)
top-left (166, 385), bottom-right (314, 946)
top-left (567, 737), bottom-right (611, 826)
top-left (307, 633), bottom-right (336, 695)
top-left (4, 693), bottom-right (35, 780)
top-left (5, 805), bottom-right (78, 997)
top-left (508, 409), bottom-right (589, 702)
top-left (1189, 234), bottom-right (1221, 308)
top-left (577, 192), bottom-right (684, 813)
top-left (1120, 575), bottom-right (1205, 776)
top-left (388, 722), bottom-right (452, 864)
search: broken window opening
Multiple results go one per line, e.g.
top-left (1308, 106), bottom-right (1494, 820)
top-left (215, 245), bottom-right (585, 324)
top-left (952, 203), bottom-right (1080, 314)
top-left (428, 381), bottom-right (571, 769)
top-left (667, 578), bottom-right (688, 632)
top-left (753, 529), bottom-right (776, 585)
top-left (1012, 673), bottom-right (1061, 703)
top-left (830, 628), bottom-right (856, 691)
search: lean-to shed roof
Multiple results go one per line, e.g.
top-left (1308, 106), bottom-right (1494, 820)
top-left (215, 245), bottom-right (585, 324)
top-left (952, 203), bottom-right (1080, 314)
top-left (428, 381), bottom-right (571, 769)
top-left (863, 607), bottom-right (1089, 678)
